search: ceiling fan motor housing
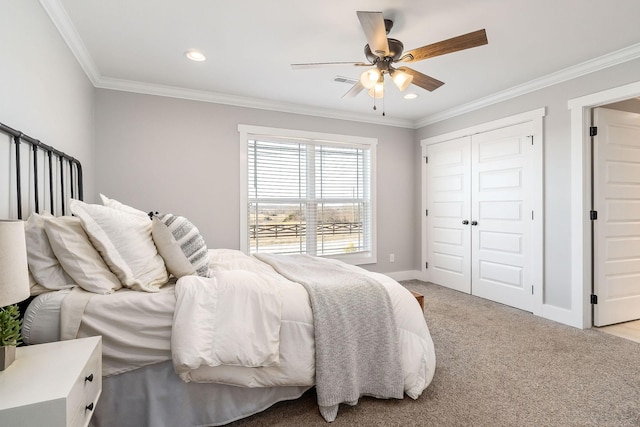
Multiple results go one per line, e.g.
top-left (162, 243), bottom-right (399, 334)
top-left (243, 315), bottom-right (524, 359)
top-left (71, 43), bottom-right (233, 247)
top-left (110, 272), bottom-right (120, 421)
top-left (364, 38), bottom-right (404, 63)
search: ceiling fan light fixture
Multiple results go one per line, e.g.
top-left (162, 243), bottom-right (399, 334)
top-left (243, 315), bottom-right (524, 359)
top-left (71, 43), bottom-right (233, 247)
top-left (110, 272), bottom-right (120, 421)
top-left (368, 80), bottom-right (384, 98)
top-left (391, 69), bottom-right (413, 91)
top-left (404, 93), bottom-right (418, 100)
top-left (360, 68), bottom-right (381, 89)
top-left (185, 50), bottom-right (206, 62)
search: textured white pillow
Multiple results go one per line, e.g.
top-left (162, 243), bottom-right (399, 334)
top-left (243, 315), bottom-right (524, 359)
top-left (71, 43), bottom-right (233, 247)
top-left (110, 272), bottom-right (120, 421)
top-left (24, 212), bottom-right (75, 290)
top-left (70, 199), bottom-right (168, 292)
top-left (99, 193), bottom-right (149, 219)
top-left (152, 213), bottom-right (210, 278)
top-left (44, 216), bottom-right (122, 294)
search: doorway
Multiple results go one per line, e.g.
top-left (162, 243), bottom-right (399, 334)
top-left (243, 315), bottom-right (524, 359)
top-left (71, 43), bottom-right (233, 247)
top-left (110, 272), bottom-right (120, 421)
top-left (569, 80), bottom-right (640, 329)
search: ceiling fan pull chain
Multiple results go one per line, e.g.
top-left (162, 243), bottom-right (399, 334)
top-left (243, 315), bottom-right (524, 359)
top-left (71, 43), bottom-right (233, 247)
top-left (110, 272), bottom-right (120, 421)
top-left (373, 85), bottom-right (377, 111)
top-left (382, 91), bottom-right (385, 116)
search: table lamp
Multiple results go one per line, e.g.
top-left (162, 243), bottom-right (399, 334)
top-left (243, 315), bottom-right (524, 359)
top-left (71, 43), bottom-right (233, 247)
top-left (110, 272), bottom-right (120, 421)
top-left (0, 220), bottom-right (30, 371)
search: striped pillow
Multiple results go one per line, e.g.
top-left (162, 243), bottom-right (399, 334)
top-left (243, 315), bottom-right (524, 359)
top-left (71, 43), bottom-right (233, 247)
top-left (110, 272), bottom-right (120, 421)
top-left (151, 213), bottom-right (210, 278)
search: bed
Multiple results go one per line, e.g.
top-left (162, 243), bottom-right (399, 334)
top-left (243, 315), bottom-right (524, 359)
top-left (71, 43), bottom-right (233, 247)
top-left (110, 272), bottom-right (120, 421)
top-left (3, 121), bottom-right (436, 426)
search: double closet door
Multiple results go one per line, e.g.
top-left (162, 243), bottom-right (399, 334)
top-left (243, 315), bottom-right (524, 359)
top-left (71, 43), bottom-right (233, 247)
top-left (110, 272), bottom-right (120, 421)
top-left (426, 121), bottom-right (534, 312)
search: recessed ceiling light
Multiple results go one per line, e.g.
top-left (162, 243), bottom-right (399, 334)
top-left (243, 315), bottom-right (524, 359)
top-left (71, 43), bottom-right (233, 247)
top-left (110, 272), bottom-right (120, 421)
top-left (185, 50), bottom-right (206, 62)
top-left (404, 93), bottom-right (418, 100)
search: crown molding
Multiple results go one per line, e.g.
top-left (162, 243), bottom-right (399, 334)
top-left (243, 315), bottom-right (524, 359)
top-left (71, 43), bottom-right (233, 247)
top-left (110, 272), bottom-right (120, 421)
top-left (415, 42), bottom-right (640, 128)
top-left (39, 0), bottom-right (101, 85)
top-left (96, 77), bottom-right (414, 128)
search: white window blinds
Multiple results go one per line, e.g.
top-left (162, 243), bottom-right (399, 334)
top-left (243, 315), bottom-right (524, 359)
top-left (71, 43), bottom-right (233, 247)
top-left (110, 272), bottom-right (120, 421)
top-left (245, 133), bottom-right (374, 261)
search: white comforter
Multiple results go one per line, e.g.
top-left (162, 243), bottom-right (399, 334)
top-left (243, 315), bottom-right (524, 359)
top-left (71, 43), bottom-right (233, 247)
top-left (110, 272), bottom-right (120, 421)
top-left (172, 270), bottom-right (284, 377)
top-left (65, 249), bottom-right (436, 397)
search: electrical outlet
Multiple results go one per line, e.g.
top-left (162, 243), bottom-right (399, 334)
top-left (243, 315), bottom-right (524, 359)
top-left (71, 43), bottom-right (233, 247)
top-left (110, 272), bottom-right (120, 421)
top-left (389, 253), bottom-right (395, 263)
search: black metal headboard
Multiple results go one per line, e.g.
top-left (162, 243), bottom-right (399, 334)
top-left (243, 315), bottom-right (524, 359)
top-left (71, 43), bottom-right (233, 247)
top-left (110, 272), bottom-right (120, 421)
top-left (0, 122), bottom-right (83, 219)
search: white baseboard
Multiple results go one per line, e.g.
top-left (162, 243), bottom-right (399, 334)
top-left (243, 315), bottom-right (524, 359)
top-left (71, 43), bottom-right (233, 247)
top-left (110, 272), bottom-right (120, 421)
top-left (541, 304), bottom-right (585, 329)
top-left (385, 270), bottom-right (423, 281)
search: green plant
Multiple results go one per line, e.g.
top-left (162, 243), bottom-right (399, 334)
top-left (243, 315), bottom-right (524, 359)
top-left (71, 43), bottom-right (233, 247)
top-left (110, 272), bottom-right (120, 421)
top-left (0, 305), bottom-right (22, 347)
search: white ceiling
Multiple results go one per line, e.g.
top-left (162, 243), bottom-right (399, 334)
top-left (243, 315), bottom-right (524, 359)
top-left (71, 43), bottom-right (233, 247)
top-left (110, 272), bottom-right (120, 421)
top-left (44, 0), bottom-right (640, 128)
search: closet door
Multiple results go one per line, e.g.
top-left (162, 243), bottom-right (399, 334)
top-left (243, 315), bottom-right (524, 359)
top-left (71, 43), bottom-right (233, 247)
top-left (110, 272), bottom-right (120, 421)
top-left (470, 122), bottom-right (534, 312)
top-left (426, 136), bottom-right (472, 293)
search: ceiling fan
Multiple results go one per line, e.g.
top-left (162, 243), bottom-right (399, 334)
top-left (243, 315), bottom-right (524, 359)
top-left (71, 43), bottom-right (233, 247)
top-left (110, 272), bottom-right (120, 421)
top-left (291, 11), bottom-right (488, 101)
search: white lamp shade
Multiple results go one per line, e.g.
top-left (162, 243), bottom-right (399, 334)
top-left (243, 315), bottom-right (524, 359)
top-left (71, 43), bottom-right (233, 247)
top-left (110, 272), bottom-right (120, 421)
top-left (391, 69), bottom-right (413, 91)
top-left (360, 68), bottom-right (380, 89)
top-left (0, 220), bottom-right (30, 307)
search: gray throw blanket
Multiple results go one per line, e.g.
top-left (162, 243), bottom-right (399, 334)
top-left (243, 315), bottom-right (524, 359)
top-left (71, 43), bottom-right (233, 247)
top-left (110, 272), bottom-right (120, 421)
top-left (255, 254), bottom-right (404, 422)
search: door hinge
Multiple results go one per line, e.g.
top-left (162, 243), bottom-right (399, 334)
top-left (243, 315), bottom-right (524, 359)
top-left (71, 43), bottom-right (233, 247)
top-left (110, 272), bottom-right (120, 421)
top-left (590, 210), bottom-right (598, 221)
top-left (529, 135), bottom-right (534, 145)
top-left (531, 210), bottom-right (534, 220)
top-left (425, 156), bottom-right (428, 164)
top-left (425, 262), bottom-right (428, 269)
top-left (591, 294), bottom-right (598, 304)
top-left (425, 209), bottom-right (428, 216)
top-left (590, 126), bottom-right (598, 137)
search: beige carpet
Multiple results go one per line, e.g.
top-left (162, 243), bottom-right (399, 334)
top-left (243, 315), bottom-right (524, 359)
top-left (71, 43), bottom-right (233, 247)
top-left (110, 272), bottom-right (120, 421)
top-left (229, 281), bottom-right (640, 426)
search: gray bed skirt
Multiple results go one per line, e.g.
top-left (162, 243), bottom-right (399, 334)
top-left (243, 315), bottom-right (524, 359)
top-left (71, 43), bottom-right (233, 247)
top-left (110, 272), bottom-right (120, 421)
top-left (90, 361), bottom-right (311, 427)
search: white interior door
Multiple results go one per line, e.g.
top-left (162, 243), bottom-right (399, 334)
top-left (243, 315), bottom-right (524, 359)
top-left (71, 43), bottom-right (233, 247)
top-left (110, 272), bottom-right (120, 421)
top-left (593, 107), bottom-right (640, 326)
top-left (426, 136), bottom-right (471, 293)
top-left (470, 123), bottom-right (534, 312)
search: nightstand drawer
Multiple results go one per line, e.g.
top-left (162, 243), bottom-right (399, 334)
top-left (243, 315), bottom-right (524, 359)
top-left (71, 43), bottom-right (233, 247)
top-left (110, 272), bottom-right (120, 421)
top-left (0, 336), bottom-right (102, 427)
top-left (68, 340), bottom-right (102, 427)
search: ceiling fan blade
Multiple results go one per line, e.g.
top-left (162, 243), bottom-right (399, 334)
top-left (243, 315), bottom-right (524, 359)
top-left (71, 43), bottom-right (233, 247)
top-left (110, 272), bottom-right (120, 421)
top-left (291, 62), bottom-right (371, 70)
top-left (400, 29), bottom-right (488, 63)
top-left (397, 67), bottom-right (444, 92)
top-left (343, 82), bottom-right (365, 98)
top-left (357, 11), bottom-right (389, 57)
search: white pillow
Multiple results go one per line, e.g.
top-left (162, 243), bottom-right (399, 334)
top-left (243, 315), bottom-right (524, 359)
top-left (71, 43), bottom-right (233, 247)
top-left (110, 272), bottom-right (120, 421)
top-left (44, 216), bottom-right (122, 295)
top-left (24, 212), bottom-right (75, 290)
top-left (99, 193), bottom-right (149, 219)
top-left (70, 199), bottom-right (168, 292)
top-left (28, 271), bottom-right (51, 297)
top-left (152, 213), bottom-right (210, 278)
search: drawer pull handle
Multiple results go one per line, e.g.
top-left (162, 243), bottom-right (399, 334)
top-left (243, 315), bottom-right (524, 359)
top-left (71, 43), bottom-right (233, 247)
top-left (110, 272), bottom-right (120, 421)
top-left (86, 402), bottom-right (94, 411)
top-left (85, 373), bottom-right (94, 382)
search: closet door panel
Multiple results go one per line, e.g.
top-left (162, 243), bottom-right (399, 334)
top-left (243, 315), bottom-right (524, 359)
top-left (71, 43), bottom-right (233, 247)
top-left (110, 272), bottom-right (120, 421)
top-left (426, 136), bottom-right (472, 293)
top-left (471, 122), bottom-right (534, 311)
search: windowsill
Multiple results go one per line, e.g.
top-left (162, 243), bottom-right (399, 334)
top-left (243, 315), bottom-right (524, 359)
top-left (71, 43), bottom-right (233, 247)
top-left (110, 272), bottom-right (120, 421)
top-left (323, 252), bottom-right (377, 266)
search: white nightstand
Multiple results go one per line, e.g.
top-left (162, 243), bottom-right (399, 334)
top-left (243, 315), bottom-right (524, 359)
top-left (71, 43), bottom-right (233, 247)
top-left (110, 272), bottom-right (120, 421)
top-left (0, 336), bottom-right (102, 427)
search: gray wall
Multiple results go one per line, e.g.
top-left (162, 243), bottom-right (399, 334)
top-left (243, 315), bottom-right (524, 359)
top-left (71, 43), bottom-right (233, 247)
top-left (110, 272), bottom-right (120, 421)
top-left (605, 98), bottom-right (640, 114)
top-left (0, 1), bottom-right (95, 209)
top-left (94, 90), bottom-right (417, 273)
top-left (417, 57), bottom-right (640, 310)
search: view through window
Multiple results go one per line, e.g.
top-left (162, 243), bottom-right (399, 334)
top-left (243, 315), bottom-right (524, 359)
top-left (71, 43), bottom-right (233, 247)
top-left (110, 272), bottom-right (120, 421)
top-left (240, 126), bottom-right (376, 263)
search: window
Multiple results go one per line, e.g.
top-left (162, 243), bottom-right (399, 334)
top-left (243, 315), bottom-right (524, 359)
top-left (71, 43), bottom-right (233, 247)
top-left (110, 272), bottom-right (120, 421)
top-left (239, 125), bottom-right (376, 265)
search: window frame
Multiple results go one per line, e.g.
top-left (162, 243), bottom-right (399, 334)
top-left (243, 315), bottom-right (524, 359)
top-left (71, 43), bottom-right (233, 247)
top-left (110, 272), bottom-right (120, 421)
top-left (239, 124), bottom-right (377, 265)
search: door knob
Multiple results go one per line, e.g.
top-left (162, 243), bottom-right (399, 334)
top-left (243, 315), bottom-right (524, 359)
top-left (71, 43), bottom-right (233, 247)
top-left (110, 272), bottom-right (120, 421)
top-left (462, 220), bottom-right (469, 225)
top-left (471, 221), bottom-right (478, 226)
